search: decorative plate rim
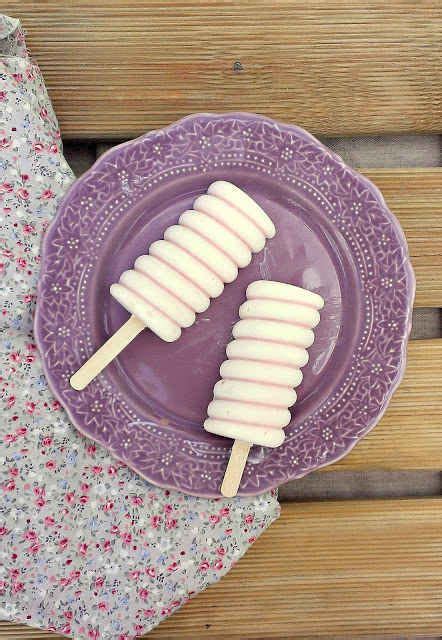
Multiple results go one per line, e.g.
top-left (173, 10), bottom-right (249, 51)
top-left (35, 112), bottom-right (416, 496)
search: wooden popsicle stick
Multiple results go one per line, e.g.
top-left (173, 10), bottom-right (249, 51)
top-left (221, 439), bottom-right (252, 497)
top-left (70, 314), bottom-right (145, 391)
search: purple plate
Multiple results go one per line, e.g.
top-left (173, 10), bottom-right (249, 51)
top-left (35, 113), bottom-right (415, 497)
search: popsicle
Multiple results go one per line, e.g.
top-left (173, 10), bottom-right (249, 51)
top-left (70, 182), bottom-right (276, 390)
top-left (204, 280), bottom-right (324, 497)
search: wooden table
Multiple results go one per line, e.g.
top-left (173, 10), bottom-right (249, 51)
top-left (2, 2), bottom-right (441, 638)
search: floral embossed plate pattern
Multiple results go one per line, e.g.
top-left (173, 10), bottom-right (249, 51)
top-left (35, 113), bottom-right (415, 497)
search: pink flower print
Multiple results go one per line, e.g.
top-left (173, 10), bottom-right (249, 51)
top-left (65, 492), bottom-right (75, 504)
top-left (164, 503), bottom-right (173, 514)
top-left (199, 560), bottom-right (210, 571)
top-left (245, 514), bottom-right (254, 524)
top-left (52, 400), bottom-right (61, 410)
top-left (4, 432), bottom-right (18, 444)
top-left (209, 514), bottom-right (220, 524)
top-left (213, 559), bottom-right (224, 570)
top-left (21, 173), bottom-right (30, 182)
top-left (216, 546), bottom-right (226, 556)
top-left (0, 580), bottom-right (7, 592)
top-left (225, 528), bottom-right (233, 535)
top-left (119, 635), bottom-right (131, 640)
top-left (9, 569), bottom-right (19, 580)
top-left (42, 437), bottom-right (53, 446)
top-left (12, 72), bottom-right (23, 83)
top-left (0, 91), bottom-right (6, 101)
top-left (0, 182), bottom-right (13, 193)
top-left (12, 581), bottom-right (24, 593)
top-left (35, 497), bottom-right (46, 508)
top-left (29, 541), bottom-right (41, 554)
top-left (98, 601), bottom-right (107, 611)
top-left (23, 223), bottom-right (35, 234)
top-left (0, 526), bottom-right (9, 536)
top-left (9, 469), bottom-right (18, 480)
top-left (94, 576), bottom-right (104, 589)
top-left (16, 257), bottom-right (27, 269)
top-left (102, 540), bottom-right (112, 552)
top-left (248, 536), bottom-right (256, 543)
top-left (79, 494), bottom-right (89, 504)
top-left (23, 294), bottom-right (33, 304)
top-left (88, 629), bottom-right (100, 640)
top-left (166, 518), bottom-right (177, 530)
top-left (32, 141), bottom-right (45, 153)
top-left (4, 479), bottom-right (16, 491)
top-left (16, 427), bottom-right (27, 437)
top-left (24, 529), bottom-right (37, 541)
top-left (45, 460), bottom-right (56, 471)
top-left (16, 187), bottom-right (30, 200)
top-left (107, 465), bottom-right (118, 475)
top-left (78, 542), bottom-right (88, 556)
top-left (219, 506), bottom-right (230, 517)
top-left (142, 610), bottom-right (155, 620)
top-left (64, 611), bottom-right (73, 621)
top-left (110, 525), bottom-right (119, 535)
top-left (150, 515), bottom-right (161, 529)
top-left (139, 588), bottom-right (149, 600)
top-left (59, 538), bottom-right (69, 551)
top-left (40, 107), bottom-right (48, 119)
top-left (25, 354), bottom-right (36, 364)
top-left (9, 352), bottom-right (21, 363)
top-left (6, 396), bottom-right (15, 408)
top-left (25, 401), bottom-right (36, 414)
top-left (120, 533), bottom-right (132, 545)
top-left (91, 465), bottom-right (103, 475)
top-left (40, 188), bottom-right (55, 199)
top-left (167, 562), bottom-right (179, 572)
top-left (49, 142), bottom-right (59, 153)
top-left (44, 516), bottom-right (55, 527)
top-left (145, 566), bottom-right (156, 578)
top-left (0, 137), bottom-right (11, 149)
top-left (131, 495), bottom-right (143, 506)
top-left (61, 625), bottom-right (71, 636)
top-left (103, 500), bottom-right (114, 512)
top-left (87, 444), bottom-right (97, 456)
top-left (129, 570), bottom-right (140, 581)
top-left (81, 482), bottom-right (90, 492)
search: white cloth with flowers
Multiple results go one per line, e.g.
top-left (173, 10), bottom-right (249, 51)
top-left (0, 15), bottom-right (279, 640)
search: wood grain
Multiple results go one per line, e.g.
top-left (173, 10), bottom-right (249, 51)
top-left (2, 498), bottom-right (441, 639)
top-left (328, 339), bottom-right (442, 471)
top-left (362, 169), bottom-right (442, 308)
top-left (4, 1), bottom-right (441, 138)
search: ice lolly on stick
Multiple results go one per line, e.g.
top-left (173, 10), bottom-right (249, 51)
top-left (204, 280), bottom-right (324, 497)
top-left (69, 182), bottom-right (276, 391)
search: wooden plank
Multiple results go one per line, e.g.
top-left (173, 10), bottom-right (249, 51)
top-left (2, 499), bottom-right (441, 638)
top-left (327, 339), bottom-right (442, 471)
top-left (4, 1), bottom-right (441, 138)
top-left (362, 169), bottom-right (442, 308)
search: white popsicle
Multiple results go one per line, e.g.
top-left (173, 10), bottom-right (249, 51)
top-left (204, 280), bottom-right (324, 497)
top-left (70, 183), bottom-right (275, 390)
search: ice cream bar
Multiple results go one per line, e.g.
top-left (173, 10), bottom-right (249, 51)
top-left (70, 182), bottom-right (276, 390)
top-left (204, 280), bottom-right (324, 495)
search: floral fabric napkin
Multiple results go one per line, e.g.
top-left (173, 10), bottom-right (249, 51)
top-left (0, 15), bottom-right (279, 639)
